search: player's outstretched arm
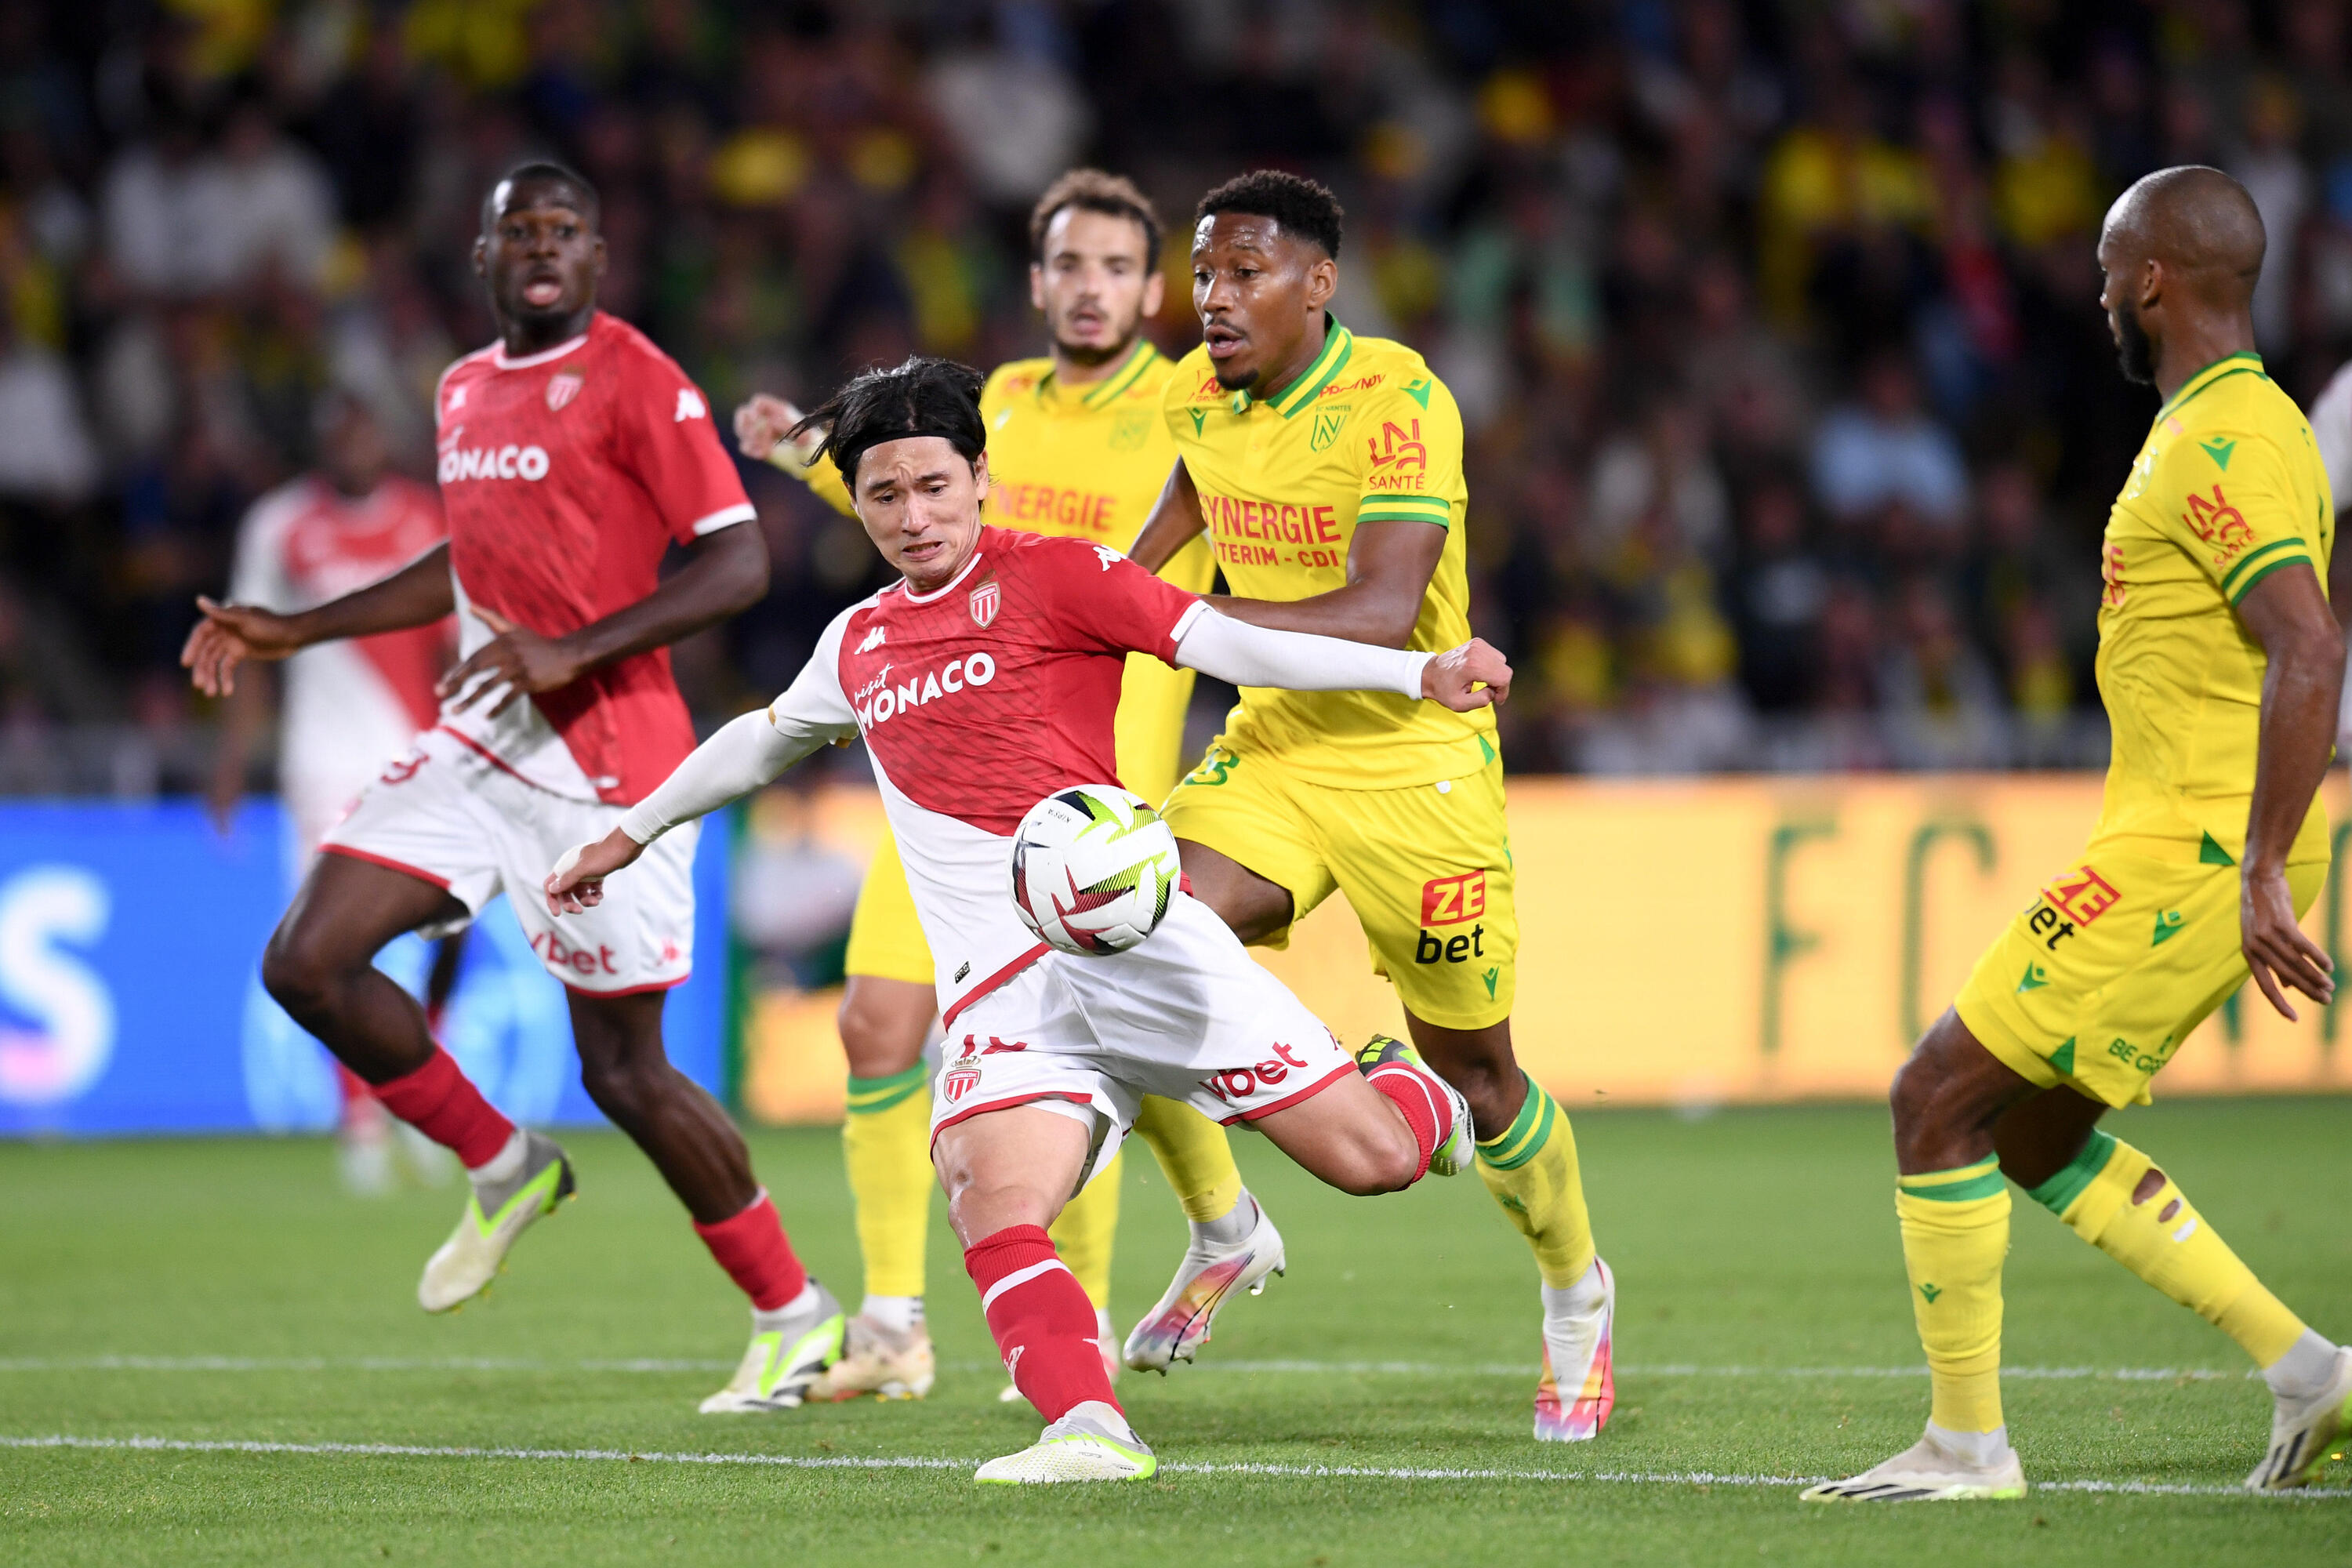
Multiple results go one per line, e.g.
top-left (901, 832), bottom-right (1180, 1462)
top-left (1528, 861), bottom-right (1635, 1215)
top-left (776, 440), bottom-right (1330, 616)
top-left (442, 523), bottom-right (769, 717)
top-left (2234, 560), bottom-right (2344, 1018)
top-left (735, 392), bottom-right (856, 518)
top-left (181, 541), bottom-right (456, 698)
top-left (1126, 459), bottom-right (1207, 574)
top-left (1172, 605), bottom-right (1508, 711)
top-left (1200, 519), bottom-right (1443, 648)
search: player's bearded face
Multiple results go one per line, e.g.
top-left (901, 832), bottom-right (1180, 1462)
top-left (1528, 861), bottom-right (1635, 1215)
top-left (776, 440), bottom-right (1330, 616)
top-left (2112, 293), bottom-right (2157, 386)
top-left (1033, 209), bottom-right (1161, 368)
top-left (852, 437), bottom-right (988, 593)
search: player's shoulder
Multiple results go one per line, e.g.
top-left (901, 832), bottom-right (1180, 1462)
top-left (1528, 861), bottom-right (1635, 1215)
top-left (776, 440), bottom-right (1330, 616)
top-left (239, 474), bottom-right (323, 539)
top-left (586, 310), bottom-right (681, 371)
top-left (2155, 369), bottom-right (2311, 486)
top-left (433, 341), bottom-right (502, 411)
top-left (1336, 330), bottom-right (1452, 414)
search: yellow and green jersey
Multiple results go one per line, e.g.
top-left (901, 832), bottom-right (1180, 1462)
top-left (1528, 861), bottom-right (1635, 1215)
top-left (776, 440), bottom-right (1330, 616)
top-left (1164, 318), bottom-right (1495, 788)
top-left (2093, 351), bottom-right (2335, 862)
top-left (776, 336), bottom-right (1213, 797)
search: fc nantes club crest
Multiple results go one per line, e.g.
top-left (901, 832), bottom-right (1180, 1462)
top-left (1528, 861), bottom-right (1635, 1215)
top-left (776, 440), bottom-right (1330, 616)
top-left (1109, 410), bottom-right (1151, 451)
top-left (1311, 405), bottom-right (1350, 452)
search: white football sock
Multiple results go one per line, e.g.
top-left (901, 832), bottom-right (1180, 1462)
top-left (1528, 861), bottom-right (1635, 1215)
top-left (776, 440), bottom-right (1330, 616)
top-left (1927, 1422), bottom-right (2013, 1467)
top-left (753, 1282), bottom-right (821, 1332)
top-left (466, 1128), bottom-right (527, 1185)
top-left (1541, 1258), bottom-right (1608, 1323)
top-left (1191, 1192), bottom-right (1258, 1250)
top-left (2263, 1330), bottom-right (2340, 1401)
top-left (861, 1294), bottom-right (924, 1334)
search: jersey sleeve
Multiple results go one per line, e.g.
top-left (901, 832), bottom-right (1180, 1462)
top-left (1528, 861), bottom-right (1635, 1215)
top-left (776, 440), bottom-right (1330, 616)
top-left (608, 349), bottom-right (758, 543)
top-left (1350, 371), bottom-right (1465, 530)
top-left (228, 487), bottom-right (298, 608)
top-left (1031, 537), bottom-right (1203, 662)
top-left (767, 608), bottom-right (859, 739)
top-left (2154, 430), bottom-right (2317, 606)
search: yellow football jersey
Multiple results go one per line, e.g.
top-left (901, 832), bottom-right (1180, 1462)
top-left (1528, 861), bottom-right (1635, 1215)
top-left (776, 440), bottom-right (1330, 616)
top-left (775, 337), bottom-right (1213, 798)
top-left (2093, 350), bottom-right (2334, 863)
top-left (1164, 318), bottom-right (1495, 788)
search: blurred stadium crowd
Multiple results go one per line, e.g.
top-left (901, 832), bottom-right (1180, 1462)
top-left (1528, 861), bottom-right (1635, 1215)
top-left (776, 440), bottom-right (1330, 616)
top-left (1, 0), bottom-right (2349, 791)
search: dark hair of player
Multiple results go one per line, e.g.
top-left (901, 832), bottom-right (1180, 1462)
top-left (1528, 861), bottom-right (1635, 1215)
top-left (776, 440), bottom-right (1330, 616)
top-left (481, 160), bottom-right (601, 234)
top-left (1195, 170), bottom-right (1345, 260)
top-left (789, 355), bottom-right (988, 483)
top-left (1029, 169), bottom-right (1163, 267)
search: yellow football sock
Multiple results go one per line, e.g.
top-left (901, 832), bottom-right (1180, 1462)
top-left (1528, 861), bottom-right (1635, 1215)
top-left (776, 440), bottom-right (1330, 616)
top-left (1896, 1159), bottom-right (2009, 1434)
top-left (1050, 1149), bottom-right (1123, 1309)
top-left (1474, 1074), bottom-right (1595, 1288)
top-left (2025, 1129), bottom-right (2306, 1367)
top-left (841, 1065), bottom-right (933, 1300)
top-left (1133, 1094), bottom-right (1243, 1224)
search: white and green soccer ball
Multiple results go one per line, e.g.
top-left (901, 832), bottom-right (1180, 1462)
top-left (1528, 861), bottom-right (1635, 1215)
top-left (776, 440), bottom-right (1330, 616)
top-left (1010, 785), bottom-right (1181, 956)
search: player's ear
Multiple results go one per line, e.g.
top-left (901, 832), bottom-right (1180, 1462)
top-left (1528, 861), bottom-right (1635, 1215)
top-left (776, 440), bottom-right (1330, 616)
top-left (1305, 254), bottom-right (1338, 314)
top-left (592, 234), bottom-right (608, 281)
top-left (1142, 266), bottom-right (1166, 319)
top-left (971, 450), bottom-right (991, 502)
top-left (1029, 261), bottom-right (1047, 314)
top-left (470, 235), bottom-right (487, 279)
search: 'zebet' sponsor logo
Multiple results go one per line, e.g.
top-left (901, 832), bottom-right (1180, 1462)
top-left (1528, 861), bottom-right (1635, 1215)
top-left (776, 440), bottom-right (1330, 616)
top-left (850, 651), bottom-right (997, 730)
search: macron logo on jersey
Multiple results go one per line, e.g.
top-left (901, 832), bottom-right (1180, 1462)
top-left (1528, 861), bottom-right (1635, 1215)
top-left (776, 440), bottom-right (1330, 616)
top-left (856, 625), bottom-right (887, 653)
top-left (676, 388), bottom-right (706, 422)
top-left (853, 652), bottom-right (997, 731)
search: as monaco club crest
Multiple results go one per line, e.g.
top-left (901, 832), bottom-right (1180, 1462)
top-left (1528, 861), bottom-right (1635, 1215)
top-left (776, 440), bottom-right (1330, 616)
top-left (942, 1065), bottom-right (981, 1103)
top-left (969, 578), bottom-right (1000, 629)
top-left (546, 370), bottom-right (584, 412)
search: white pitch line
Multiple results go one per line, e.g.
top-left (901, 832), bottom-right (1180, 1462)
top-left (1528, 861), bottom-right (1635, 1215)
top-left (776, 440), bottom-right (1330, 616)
top-left (3, 1434), bottom-right (2342, 1501)
top-left (0, 1354), bottom-right (2254, 1381)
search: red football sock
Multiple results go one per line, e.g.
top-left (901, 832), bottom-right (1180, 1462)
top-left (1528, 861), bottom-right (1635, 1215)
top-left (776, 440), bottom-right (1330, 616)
top-left (965, 1224), bottom-right (1120, 1423)
top-left (1363, 1059), bottom-right (1451, 1183)
top-left (693, 1190), bottom-right (808, 1312)
top-left (372, 1048), bottom-right (514, 1168)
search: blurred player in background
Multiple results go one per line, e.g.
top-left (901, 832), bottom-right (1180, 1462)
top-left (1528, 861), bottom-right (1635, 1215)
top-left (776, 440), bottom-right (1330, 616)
top-left (1126, 172), bottom-right (1615, 1441)
top-left (548, 353), bottom-right (1498, 1482)
top-left (735, 171), bottom-right (1276, 1399)
top-left (209, 390), bottom-right (459, 1196)
top-left (182, 164), bottom-right (848, 1415)
top-left (1805, 167), bottom-right (2350, 1503)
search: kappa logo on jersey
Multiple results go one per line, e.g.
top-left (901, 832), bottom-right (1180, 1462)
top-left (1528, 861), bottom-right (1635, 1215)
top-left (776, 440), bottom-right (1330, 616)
top-left (1091, 546), bottom-right (1121, 572)
top-left (2180, 484), bottom-right (2255, 562)
top-left (675, 387), bottom-right (707, 422)
top-left (438, 442), bottom-right (550, 483)
top-left (546, 370), bottom-right (583, 411)
top-left (2044, 864), bottom-right (2121, 927)
top-left (852, 652), bottom-right (997, 730)
top-left (1419, 870), bottom-right (1487, 927)
top-left (855, 624), bottom-right (887, 654)
top-left (970, 578), bottom-right (1001, 628)
top-left (446, 384), bottom-right (466, 412)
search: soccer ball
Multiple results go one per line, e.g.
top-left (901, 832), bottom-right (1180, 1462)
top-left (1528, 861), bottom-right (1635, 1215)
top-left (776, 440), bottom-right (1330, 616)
top-left (1009, 785), bottom-right (1181, 956)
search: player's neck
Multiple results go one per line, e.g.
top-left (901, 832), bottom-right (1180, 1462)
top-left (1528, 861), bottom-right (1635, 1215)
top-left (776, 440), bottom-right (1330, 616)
top-left (2154, 318), bottom-right (2258, 403)
top-left (1254, 310), bottom-right (1329, 405)
top-left (1051, 334), bottom-right (1142, 389)
top-left (500, 306), bottom-right (597, 361)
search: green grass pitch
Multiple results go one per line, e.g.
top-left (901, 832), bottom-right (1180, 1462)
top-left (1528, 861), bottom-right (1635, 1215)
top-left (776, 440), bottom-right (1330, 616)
top-left (7, 1098), bottom-right (2352, 1566)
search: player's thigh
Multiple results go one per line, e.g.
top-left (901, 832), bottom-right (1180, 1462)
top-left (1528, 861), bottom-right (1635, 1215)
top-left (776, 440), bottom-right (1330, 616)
top-left (315, 733), bottom-right (503, 924)
top-left (1112, 651), bottom-right (1196, 808)
top-left (1954, 850), bottom-right (2314, 1110)
top-left (932, 964), bottom-right (1129, 1201)
top-left (503, 793), bottom-right (699, 996)
top-left (1317, 761), bottom-right (1517, 1032)
top-left (844, 826), bottom-right (937, 987)
top-left (1157, 738), bottom-right (1337, 946)
top-left (1250, 1070), bottom-right (1420, 1196)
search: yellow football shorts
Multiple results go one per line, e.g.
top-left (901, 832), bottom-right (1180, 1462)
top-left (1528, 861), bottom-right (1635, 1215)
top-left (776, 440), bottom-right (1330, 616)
top-left (1953, 844), bottom-right (2326, 1109)
top-left (843, 826), bottom-right (935, 986)
top-left (1112, 652), bottom-right (1196, 809)
top-left (1158, 738), bottom-right (1516, 1031)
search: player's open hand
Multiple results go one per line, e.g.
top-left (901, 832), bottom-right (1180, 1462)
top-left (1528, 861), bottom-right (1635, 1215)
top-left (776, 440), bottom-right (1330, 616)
top-left (733, 393), bottom-right (815, 463)
top-left (181, 597), bottom-right (306, 698)
top-left (438, 605), bottom-right (584, 717)
top-left (546, 829), bottom-right (644, 916)
top-left (2243, 866), bottom-right (2333, 1021)
top-left (1422, 638), bottom-right (1512, 711)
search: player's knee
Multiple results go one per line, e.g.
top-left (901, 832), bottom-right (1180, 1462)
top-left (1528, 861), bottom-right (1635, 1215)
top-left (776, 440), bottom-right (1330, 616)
top-left (577, 1054), bottom-right (666, 1125)
top-left (260, 920), bottom-right (342, 1019)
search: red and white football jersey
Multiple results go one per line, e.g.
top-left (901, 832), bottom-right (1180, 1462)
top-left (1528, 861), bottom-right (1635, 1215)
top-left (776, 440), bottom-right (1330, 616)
top-left (433, 311), bottom-right (755, 805)
top-left (771, 527), bottom-right (1203, 1020)
top-left (229, 472), bottom-right (448, 843)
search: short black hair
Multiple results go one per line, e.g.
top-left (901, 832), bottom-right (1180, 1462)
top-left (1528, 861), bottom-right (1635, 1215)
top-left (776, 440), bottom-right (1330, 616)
top-left (1029, 169), bottom-right (1162, 267)
top-left (1195, 170), bottom-right (1344, 259)
top-left (481, 161), bottom-right (601, 235)
top-left (791, 355), bottom-right (987, 485)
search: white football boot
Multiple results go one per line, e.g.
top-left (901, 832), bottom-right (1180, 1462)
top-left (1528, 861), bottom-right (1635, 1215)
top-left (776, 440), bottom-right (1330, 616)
top-left (1123, 1196), bottom-right (1286, 1373)
top-left (1534, 1257), bottom-right (1616, 1442)
top-left (975, 1399), bottom-right (1156, 1483)
top-left (417, 1130), bottom-right (574, 1312)
top-left (701, 1282), bottom-right (848, 1413)
top-left (1801, 1426), bottom-right (2027, 1502)
top-left (810, 1312), bottom-right (936, 1401)
top-left (2248, 1345), bottom-right (2352, 1490)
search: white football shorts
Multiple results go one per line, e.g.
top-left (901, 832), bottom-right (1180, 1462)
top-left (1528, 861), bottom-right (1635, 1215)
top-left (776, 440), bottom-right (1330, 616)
top-left (319, 726), bottom-right (698, 995)
top-left (927, 895), bottom-right (1356, 1182)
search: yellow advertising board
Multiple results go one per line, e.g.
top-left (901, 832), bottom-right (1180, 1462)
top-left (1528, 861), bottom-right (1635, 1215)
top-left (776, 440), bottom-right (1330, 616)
top-left (742, 775), bottom-right (2352, 1123)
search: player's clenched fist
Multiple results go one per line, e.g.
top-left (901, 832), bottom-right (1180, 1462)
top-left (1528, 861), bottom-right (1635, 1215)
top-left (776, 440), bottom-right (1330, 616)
top-left (545, 828), bottom-right (644, 916)
top-left (181, 595), bottom-right (307, 698)
top-left (1421, 637), bottom-right (1511, 711)
top-left (732, 393), bottom-right (820, 464)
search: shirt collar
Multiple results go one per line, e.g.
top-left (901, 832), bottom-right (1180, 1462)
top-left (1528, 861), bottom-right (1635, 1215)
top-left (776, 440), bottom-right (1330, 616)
top-left (1225, 314), bottom-right (1355, 419)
